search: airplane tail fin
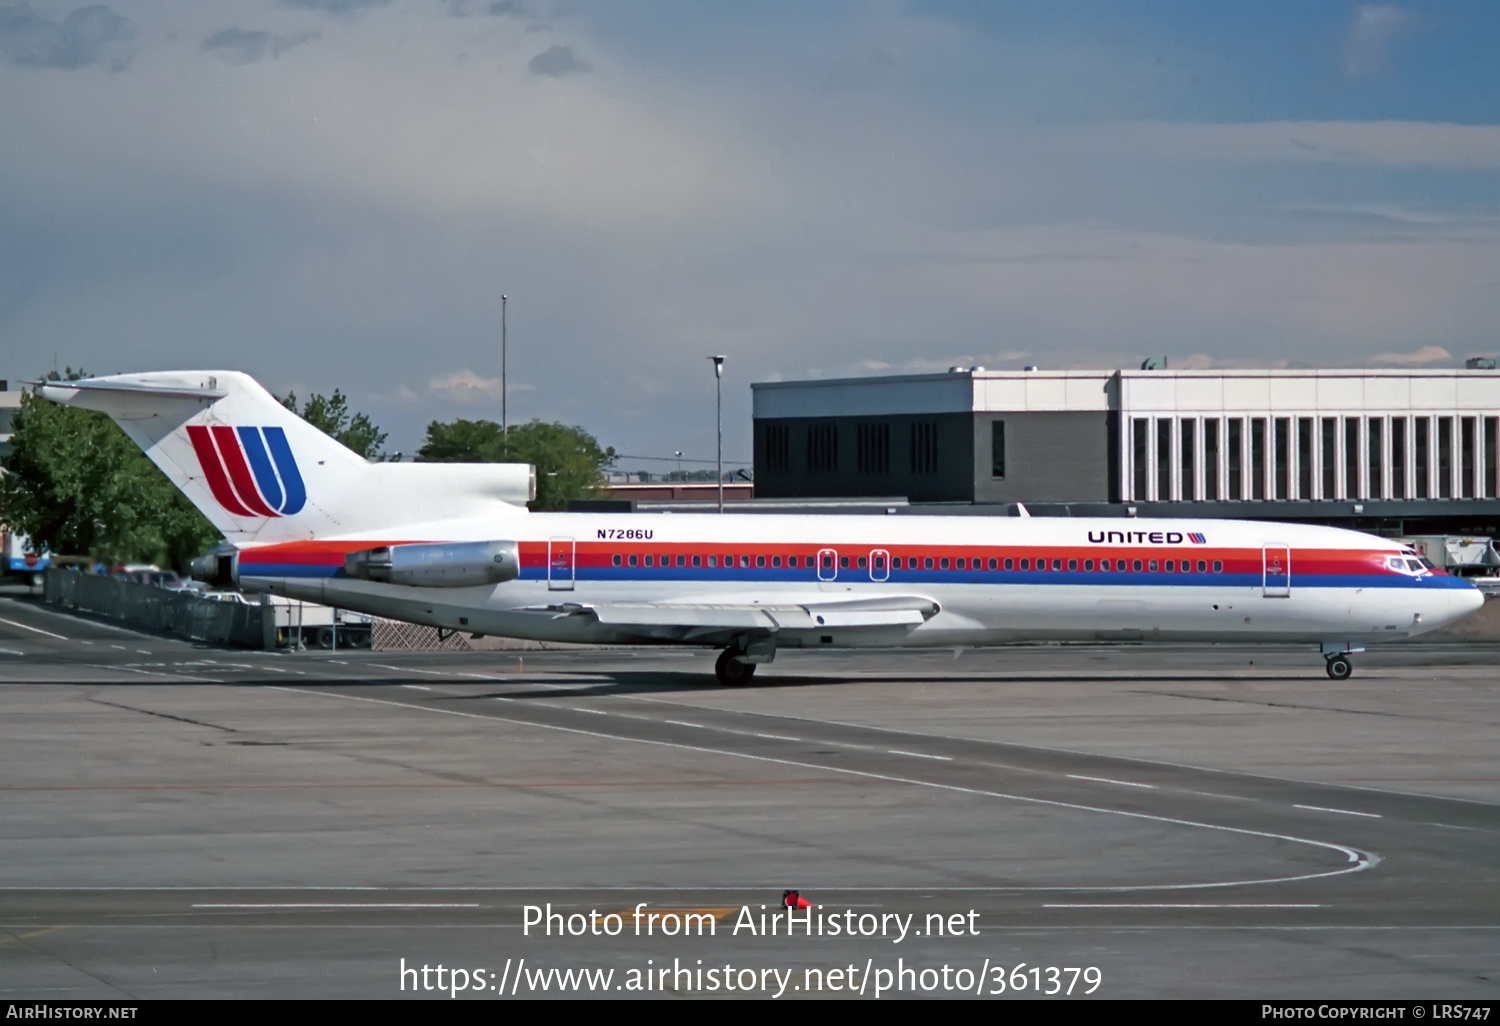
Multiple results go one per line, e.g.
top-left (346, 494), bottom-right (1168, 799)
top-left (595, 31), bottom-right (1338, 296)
top-left (38, 371), bottom-right (534, 545)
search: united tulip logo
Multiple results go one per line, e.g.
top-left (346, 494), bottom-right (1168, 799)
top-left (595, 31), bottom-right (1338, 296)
top-left (186, 425), bottom-right (307, 518)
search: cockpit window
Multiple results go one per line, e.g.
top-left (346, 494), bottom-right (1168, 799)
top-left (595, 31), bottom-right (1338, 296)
top-left (1406, 559), bottom-right (1425, 573)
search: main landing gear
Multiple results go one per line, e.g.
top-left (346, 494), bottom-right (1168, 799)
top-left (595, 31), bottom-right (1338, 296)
top-left (715, 648), bottom-right (757, 686)
top-left (1325, 654), bottom-right (1353, 680)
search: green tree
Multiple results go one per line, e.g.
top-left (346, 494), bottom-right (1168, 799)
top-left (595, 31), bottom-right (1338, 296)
top-left (0, 371), bottom-right (220, 568)
top-left (281, 389), bottom-right (387, 459)
top-left (417, 418), bottom-right (616, 511)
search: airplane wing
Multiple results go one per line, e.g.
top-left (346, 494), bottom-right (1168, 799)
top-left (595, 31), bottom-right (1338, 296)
top-left (534, 594), bottom-right (939, 642)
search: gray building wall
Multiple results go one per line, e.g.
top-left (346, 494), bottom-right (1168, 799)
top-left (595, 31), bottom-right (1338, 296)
top-left (974, 410), bottom-right (1114, 504)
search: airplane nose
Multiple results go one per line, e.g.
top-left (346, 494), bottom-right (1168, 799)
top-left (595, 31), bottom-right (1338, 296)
top-left (1445, 582), bottom-right (1485, 624)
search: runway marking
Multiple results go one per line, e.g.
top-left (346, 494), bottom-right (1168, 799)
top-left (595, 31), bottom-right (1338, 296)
top-left (1043, 903), bottom-right (1322, 909)
top-left (401, 685), bottom-right (433, 691)
top-left (613, 694), bottom-right (1500, 809)
top-left (755, 733), bottom-right (801, 741)
top-left (665, 720), bottom-right (705, 729)
top-left (889, 749), bottom-right (953, 761)
top-left (1294, 804), bottom-right (1381, 818)
top-left (0, 927), bottom-right (67, 947)
top-left (0, 648), bottom-right (24, 656)
top-left (571, 707), bottom-right (609, 715)
top-left (1068, 774), bottom-right (1156, 789)
top-left (85, 664), bottom-right (218, 682)
top-left (190, 903), bottom-right (481, 910)
top-left (0, 616), bottom-right (67, 640)
top-left (272, 686), bottom-right (1382, 892)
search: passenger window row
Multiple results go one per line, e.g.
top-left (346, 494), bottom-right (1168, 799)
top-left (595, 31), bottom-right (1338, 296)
top-left (606, 553), bottom-right (1225, 573)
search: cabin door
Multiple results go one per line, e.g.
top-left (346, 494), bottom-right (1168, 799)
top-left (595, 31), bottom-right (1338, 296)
top-left (1262, 545), bottom-right (1291, 598)
top-left (548, 537), bottom-right (575, 591)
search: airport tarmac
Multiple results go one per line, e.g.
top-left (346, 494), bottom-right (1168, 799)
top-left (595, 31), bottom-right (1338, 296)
top-left (1, 591), bottom-right (1498, 999)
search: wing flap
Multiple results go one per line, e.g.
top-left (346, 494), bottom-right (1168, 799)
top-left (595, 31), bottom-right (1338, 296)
top-left (554, 595), bottom-right (938, 633)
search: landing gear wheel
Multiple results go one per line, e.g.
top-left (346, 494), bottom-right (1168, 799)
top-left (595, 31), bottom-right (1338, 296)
top-left (715, 648), bottom-right (757, 686)
top-left (1325, 655), bottom-right (1353, 680)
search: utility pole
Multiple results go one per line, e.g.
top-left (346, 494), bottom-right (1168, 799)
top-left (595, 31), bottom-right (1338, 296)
top-left (710, 356), bottom-right (725, 512)
top-left (501, 294), bottom-right (508, 455)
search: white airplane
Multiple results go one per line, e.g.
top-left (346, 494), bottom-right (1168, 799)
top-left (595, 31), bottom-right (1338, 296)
top-left (40, 371), bottom-right (1484, 683)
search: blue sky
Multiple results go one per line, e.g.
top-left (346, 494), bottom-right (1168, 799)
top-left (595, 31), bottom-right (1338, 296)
top-left (1, 1), bottom-right (1496, 467)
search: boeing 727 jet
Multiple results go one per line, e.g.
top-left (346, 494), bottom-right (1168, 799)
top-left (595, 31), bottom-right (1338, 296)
top-left (39, 372), bottom-right (1484, 683)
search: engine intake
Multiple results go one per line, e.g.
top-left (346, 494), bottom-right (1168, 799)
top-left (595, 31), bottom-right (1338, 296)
top-left (344, 541), bottom-right (520, 588)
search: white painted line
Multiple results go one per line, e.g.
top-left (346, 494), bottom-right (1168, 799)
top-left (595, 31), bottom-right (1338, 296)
top-left (0, 648), bottom-right (24, 656)
top-left (755, 733), bottom-right (801, 742)
top-left (136, 649), bottom-right (151, 655)
top-left (571, 708), bottom-right (608, 715)
top-left (271, 686), bottom-right (1381, 892)
top-left (111, 644), bottom-right (126, 650)
top-left (1043, 903), bottom-right (1322, 909)
top-left (191, 903), bottom-right (480, 910)
top-left (889, 749), bottom-right (953, 761)
top-left (665, 720), bottom-right (705, 729)
top-left (1294, 804), bottom-right (1381, 819)
top-left (0, 616), bottom-right (67, 640)
top-left (401, 685), bottom-right (433, 692)
top-left (1068, 774), bottom-right (1156, 789)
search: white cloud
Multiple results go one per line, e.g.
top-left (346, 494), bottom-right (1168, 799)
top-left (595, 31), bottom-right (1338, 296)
top-left (1370, 345), bottom-right (1453, 366)
top-left (1345, 4), bottom-right (1416, 78)
top-left (427, 369), bottom-right (504, 403)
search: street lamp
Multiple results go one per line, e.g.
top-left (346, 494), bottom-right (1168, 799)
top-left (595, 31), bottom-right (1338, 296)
top-left (501, 294), bottom-right (508, 454)
top-left (709, 356), bottom-right (725, 513)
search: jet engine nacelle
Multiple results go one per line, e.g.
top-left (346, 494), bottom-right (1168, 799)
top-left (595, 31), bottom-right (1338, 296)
top-left (344, 541), bottom-right (520, 588)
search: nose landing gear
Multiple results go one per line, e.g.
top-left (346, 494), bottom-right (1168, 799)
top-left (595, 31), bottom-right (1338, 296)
top-left (1325, 654), bottom-right (1353, 680)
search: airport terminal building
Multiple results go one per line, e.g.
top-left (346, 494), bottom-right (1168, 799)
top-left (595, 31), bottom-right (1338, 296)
top-left (751, 364), bottom-right (1500, 534)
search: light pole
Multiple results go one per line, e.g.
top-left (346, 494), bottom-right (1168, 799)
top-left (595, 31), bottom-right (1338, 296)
top-left (501, 294), bottom-right (508, 454)
top-left (709, 356), bottom-right (725, 513)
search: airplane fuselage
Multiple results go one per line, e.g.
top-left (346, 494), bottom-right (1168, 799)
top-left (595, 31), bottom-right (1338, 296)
top-left (234, 512), bottom-right (1483, 651)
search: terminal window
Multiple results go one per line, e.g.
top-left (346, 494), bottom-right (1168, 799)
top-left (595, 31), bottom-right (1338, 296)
top-left (1368, 418), bottom-right (1384, 500)
top-left (1485, 417), bottom-right (1498, 498)
top-left (910, 422), bottom-right (939, 476)
top-left (1203, 419), bottom-right (1219, 501)
top-left (1414, 417), bottom-right (1430, 499)
top-left (1392, 418), bottom-right (1407, 498)
top-left (807, 422), bottom-right (839, 474)
top-left (1297, 418), bottom-right (1313, 500)
top-left (1227, 419), bottom-right (1243, 501)
top-left (991, 420), bottom-right (1006, 479)
top-left (1132, 419), bottom-right (1149, 500)
top-left (857, 422), bottom-right (890, 476)
top-left (1251, 418), bottom-right (1267, 500)
top-left (1438, 417), bottom-right (1453, 499)
top-left (1321, 418), bottom-right (1336, 500)
top-left (1156, 420), bottom-right (1172, 501)
top-left (1273, 417), bottom-right (1290, 500)
top-left (1461, 417), bottom-right (1476, 499)
top-left (1180, 419), bottom-right (1195, 501)
top-left (763, 423), bottom-right (790, 473)
top-left (1344, 418), bottom-right (1360, 499)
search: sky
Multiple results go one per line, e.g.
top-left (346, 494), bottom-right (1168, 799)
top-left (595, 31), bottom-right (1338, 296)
top-left (1, 1), bottom-right (1497, 469)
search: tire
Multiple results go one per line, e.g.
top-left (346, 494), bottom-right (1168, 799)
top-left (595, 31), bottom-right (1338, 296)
top-left (315, 627), bottom-right (335, 649)
top-left (1325, 655), bottom-right (1352, 680)
top-left (714, 648), bottom-right (757, 686)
